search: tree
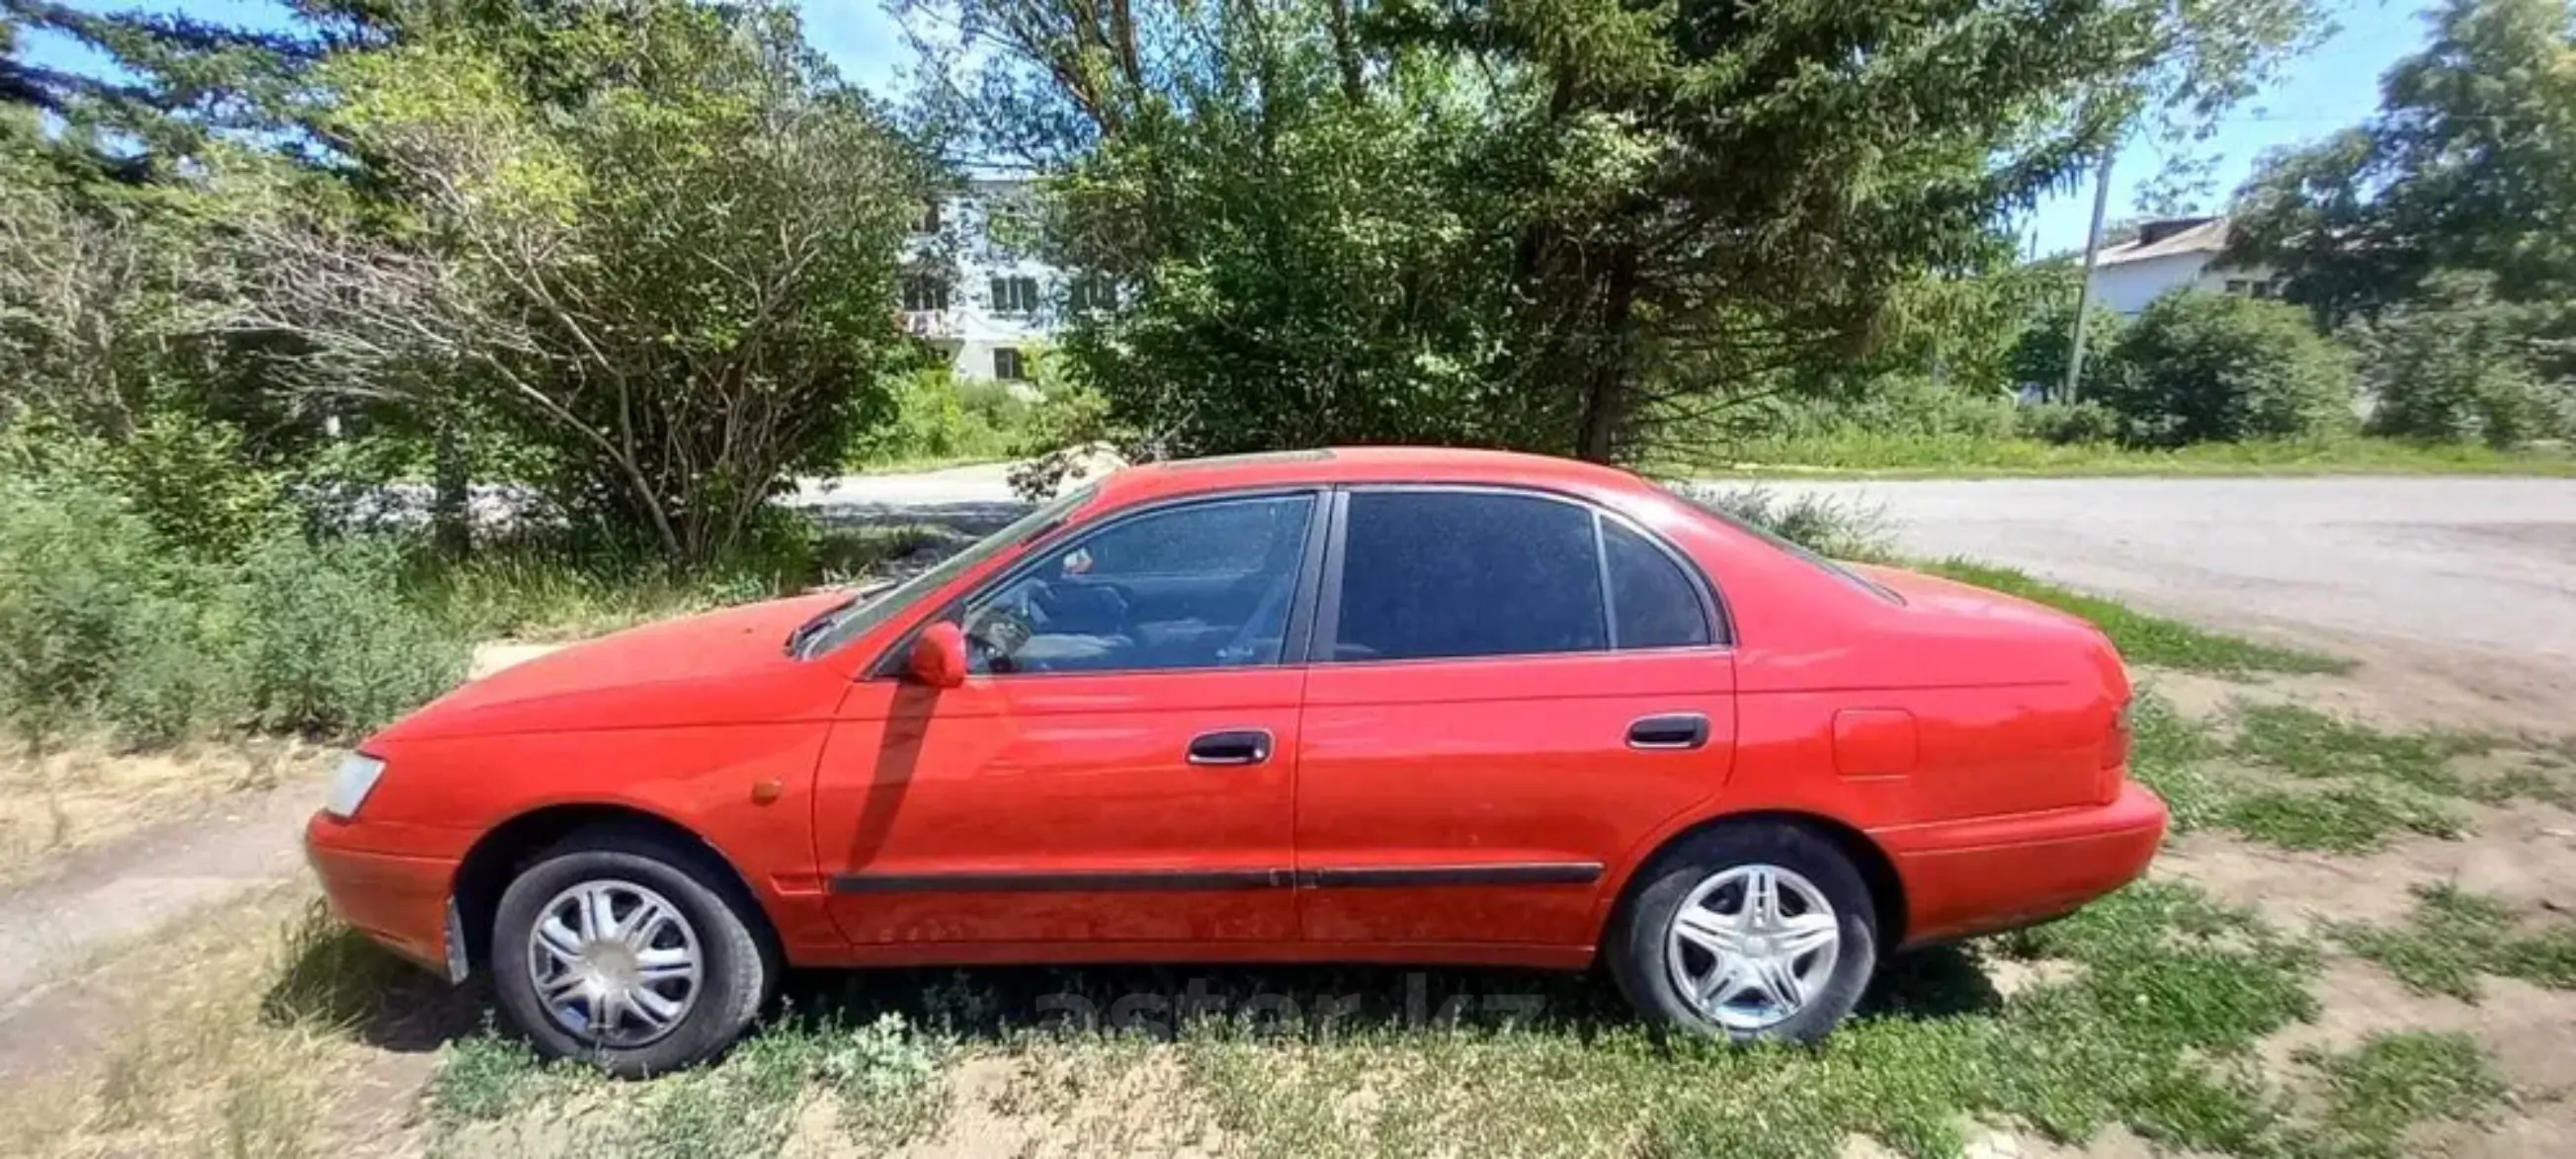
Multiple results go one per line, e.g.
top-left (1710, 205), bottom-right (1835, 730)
top-left (230, 4), bottom-right (935, 564)
top-left (2348, 271), bottom-right (2573, 446)
top-left (910, 0), bottom-right (2323, 463)
top-left (2098, 290), bottom-right (2356, 446)
top-left (2230, 0), bottom-right (2576, 323)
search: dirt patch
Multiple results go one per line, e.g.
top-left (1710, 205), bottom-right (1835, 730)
top-left (2137, 636), bottom-right (2575, 736)
top-left (2260, 960), bottom-right (2576, 1158)
top-left (2156, 803), bottom-right (2576, 933)
top-left (893, 1049), bottom-right (1233, 1159)
top-left (0, 735), bottom-right (330, 889)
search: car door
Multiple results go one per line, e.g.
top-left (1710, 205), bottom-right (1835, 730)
top-left (1294, 487), bottom-right (1737, 948)
top-left (814, 490), bottom-right (1325, 947)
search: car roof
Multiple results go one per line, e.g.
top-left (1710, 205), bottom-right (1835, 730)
top-left (1089, 447), bottom-right (1651, 509)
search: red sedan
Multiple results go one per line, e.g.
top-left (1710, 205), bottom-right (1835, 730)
top-left (307, 448), bottom-right (2165, 1074)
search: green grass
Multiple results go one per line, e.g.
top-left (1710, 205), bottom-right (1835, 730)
top-left (1666, 433), bottom-right (2576, 478)
top-left (2121, 695), bottom-right (2575, 854)
top-left (2291, 1032), bottom-right (2508, 1159)
top-left (2334, 883), bottom-right (2576, 1001)
top-left (417, 881), bottom-right (2410, 1159)
top-left (1906, 559), bottom-right (2350, 676)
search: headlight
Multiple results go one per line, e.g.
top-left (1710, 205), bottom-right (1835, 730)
top-left (325, 753), bottom-right (388, 820)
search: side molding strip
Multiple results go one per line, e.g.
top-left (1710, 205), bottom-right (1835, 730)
top-left (829, 863), bottom-right (1605, 893)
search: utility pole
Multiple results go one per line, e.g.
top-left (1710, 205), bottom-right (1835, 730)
top-left (2062, 142), bottom-right (2118, 403)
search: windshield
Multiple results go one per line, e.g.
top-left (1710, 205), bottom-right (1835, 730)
top-left (793, 483), bottom-right (1100, 659)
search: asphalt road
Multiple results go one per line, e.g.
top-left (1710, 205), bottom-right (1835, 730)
top-left (794, 467), bottom-right (2576, 685)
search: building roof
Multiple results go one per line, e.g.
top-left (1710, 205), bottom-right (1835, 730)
top-left (2095, 216), bottom-right (2230, 268)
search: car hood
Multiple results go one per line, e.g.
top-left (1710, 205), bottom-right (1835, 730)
top-left (372, 591), bottom-right (855, 743)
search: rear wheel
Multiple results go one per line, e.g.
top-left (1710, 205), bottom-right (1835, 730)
top-left (489, 829), bottom-right (772, 1076)
top-left (1607, 823), bottom-right (1879, 1040)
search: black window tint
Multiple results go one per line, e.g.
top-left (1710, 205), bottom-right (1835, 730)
top-left (1333, 491), bottom-right (1606, 661)
top-left (962, 494), bottom-right (1314, 675)
top-left (1604, 519), bottom-right (1711, 648)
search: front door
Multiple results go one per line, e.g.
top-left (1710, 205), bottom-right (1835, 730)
top-left (1293, 487), bottom-right (1737, 948)
top-left (814, 491), bottom-right (1323, 947)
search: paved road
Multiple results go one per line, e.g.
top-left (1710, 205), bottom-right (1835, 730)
top-left (797, 467), bottom-right (2576, 682)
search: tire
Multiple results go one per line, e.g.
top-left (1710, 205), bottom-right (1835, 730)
top-left (1606, 822), bottom-right (1879, 1041)
top-left (489, 827), bottom-right (773, 1077)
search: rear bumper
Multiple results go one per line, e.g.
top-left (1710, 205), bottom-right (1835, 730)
top-left (304, 811), bottom-right (460, 977)
top-left (1877, 780), bottom-right (2168, 946)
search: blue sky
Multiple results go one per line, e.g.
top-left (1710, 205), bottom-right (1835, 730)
top-left (26, 0), bottom-right (2438, 255)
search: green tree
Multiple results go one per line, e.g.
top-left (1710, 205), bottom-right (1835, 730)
top-left (233, 3), bottom-right (936, 564)
top-left (2348, 272), bottom-right (2573, 446)
top-left (2230, 0), bottom-right (2576, 323)
top-left (914, 0), bottom-right (2322, 462)
top-left (2099, 290), bottom-right (2356, 446)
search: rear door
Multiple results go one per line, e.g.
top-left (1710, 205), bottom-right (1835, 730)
top-left (1294, 487), bottom-right (1737, 948)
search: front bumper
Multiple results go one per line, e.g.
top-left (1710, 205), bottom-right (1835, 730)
top-left (1877, 780), bottom-right (2169, 946)
top-left (304, 811), bottom-right (462, 978)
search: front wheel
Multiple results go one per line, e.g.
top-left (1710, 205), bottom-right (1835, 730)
top-left (1607, 823), bottom-right (1879, 1040)
top-left (489, 829), bottom-right (772, 1076)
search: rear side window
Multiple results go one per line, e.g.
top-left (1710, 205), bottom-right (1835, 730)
top-left (1332, 491), bottom-right (1607, 661)
top-left (1603, 519), bottom-right (1712, 648)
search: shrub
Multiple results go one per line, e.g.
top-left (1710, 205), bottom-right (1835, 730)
top-left (1675, 486), bottom-right (1891, 559)
top-left (0, 467), bottom-right (467, 747)
top-left (2015, 399), bottom-right (2123, 445)
top-left (2098, 291), bottom-right (2357, 446)
top-left (2009, 298), bottom-right (2126, 396)
top-left (848, 368), bottom-right (1027, 468)
top-left (2348, 272), bottom-right (2573, 448)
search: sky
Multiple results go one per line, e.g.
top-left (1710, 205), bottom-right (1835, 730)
top-left (23, 0), bottom-right (2443, 256)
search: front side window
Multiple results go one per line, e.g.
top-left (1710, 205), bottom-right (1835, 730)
top-left (961, 494), bottom-right (1316, 675)
top-left (798, 484), bottom-right (1099, 659)
top-left (1331, 491), bottom-right (1607, 662)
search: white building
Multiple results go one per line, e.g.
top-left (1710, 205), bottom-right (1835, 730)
top-left (2086, 216), bottom-right (2280, 316)
top-left (899, 179), bottom-right (1108, 384)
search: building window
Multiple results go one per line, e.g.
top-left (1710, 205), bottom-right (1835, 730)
top-left (2223, 279), bottom-right (2249, 295)
top-left (992, 348), bottom-right (1027, 381)
top-left (2251, 281), bottom-right (2277, 298)
top-left (913, 201), bottom-right (942, 234)
top-left (1070, 276), bottom-right (1119, 312)
top-left (902, 276), bottom-right (950, 312)
top-left (989, 276), bottom-right (1040, 314)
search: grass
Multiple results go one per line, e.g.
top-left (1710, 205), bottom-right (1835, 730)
top-left (405, 524), bottom-right (947, 643)
top-left (413, 881), bottom-right (2396, 1159)
top-left (2291, 1032), bottom-right (2509, 1159)
top-left (1904, 559), bottom-right (2350, 676)
top-left (2334, 883), bottom-right (2576, 1001)
top-left (0, 887), bottom-right (432, 1158)
top-left (1666, 432), bottom-right (2576, 478)
top-left (2120, 696), bottom-right (2576, 854)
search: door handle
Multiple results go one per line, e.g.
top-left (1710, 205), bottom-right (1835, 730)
top-left (1188, 729), bottom-right (1274, 767)
top-left (1627, 713), bottom-right (1710, 751)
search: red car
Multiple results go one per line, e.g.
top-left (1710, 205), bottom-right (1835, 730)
top-left (307, 448), bottom-right (2164, 1074)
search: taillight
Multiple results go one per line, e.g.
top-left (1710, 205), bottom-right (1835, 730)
top-left (2099, 702), bottom-right (2131, 801)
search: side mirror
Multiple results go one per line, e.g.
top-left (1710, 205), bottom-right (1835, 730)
top-left (907, 621), bottom-right (968, 689)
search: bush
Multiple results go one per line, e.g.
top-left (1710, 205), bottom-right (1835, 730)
top-left (848, 368), bottom-right (1028, 468)
top-left (2009, 298), bottom-right (2126, 396)
top-left (2348, 273), bottom-right (2573, 448)
top-left (0, 469), bottom-right (467, 748)
top-left (1676, 485), bottom-right (1891, 559)
top-left (2099, 291), bottom-right (2357, 447)
top-left (2016, 399), bottom-right (2123, 445)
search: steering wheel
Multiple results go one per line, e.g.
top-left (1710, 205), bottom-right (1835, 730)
top-left (964, 583), bottom-right (1045, 672)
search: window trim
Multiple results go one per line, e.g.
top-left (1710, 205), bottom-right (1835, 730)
top-left (1308, 484), bottom-right (1730, 669)
top-left (865, 486), bottom-right (1333, 681)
